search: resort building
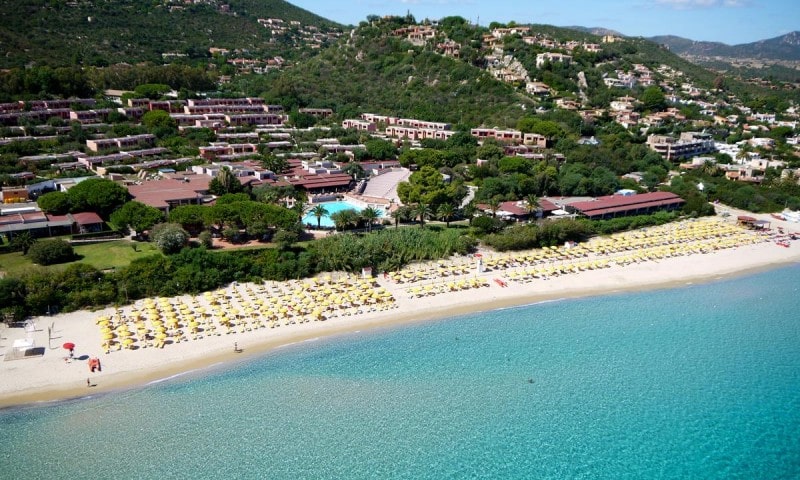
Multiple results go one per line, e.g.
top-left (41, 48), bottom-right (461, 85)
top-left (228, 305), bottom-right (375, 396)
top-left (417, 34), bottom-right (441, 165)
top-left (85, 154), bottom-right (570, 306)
top-left (0, 208), bottom-right (104, 240)
top-left (646, 132), bottom-right (716, 161)
top-left (566, 192), bottom-right (685, 219)
top-left (86, 134), bottom-right (157, 153)
top-left (127, 174), bottom-right (211, 213)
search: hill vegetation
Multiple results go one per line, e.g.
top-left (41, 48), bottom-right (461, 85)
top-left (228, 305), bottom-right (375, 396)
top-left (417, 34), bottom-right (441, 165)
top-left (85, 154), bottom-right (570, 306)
top-left (0, 0), bottom-right (340, 68)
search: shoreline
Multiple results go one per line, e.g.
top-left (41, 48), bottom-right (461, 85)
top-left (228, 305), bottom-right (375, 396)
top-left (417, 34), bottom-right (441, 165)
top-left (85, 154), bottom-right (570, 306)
top-left (2, 219), bottom-right (800, 409)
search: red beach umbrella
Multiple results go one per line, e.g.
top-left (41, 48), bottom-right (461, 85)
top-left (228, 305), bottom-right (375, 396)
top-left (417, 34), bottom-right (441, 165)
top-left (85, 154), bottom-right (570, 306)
top-left (63, 342), bottom-right (75, 351)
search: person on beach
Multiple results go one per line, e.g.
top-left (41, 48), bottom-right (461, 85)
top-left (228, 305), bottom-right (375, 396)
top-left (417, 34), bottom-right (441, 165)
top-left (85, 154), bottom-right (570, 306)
top-left (86, 378), bottom-right (90, 387)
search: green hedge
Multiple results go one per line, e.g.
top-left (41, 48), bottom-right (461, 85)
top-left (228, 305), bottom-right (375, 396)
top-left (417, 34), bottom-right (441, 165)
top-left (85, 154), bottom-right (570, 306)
top-left (71, 230), bottom-right (122, 241)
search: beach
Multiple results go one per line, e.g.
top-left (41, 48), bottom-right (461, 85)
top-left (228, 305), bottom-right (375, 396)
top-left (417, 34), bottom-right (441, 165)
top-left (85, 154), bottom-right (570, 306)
top-left (2, 214), bottom-right (799, 408)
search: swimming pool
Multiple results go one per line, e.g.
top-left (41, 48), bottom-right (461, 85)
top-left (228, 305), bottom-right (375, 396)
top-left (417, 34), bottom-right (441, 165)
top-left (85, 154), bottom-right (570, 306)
top-left (302, 201), bottom-right (384, 228)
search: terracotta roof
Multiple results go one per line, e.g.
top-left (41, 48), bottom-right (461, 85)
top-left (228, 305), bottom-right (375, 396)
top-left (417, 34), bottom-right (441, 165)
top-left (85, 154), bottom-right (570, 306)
top-left (0, 211), bottom-right (47, 227)
top-left (477, 198), bottom-right (559, 216)
top-left (287, 173), bottom-right (352, 190)
top-left (128, 177), bottom-right (209, 209)
top-left (568, 192), bottom-right (684, 217)
top-left (71, 212), bottom-right (104, 225)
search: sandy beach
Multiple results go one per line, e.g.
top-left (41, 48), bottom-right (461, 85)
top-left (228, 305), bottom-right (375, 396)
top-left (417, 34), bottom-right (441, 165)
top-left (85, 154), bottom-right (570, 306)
top-left (2, 214), bottom-right (799, 408)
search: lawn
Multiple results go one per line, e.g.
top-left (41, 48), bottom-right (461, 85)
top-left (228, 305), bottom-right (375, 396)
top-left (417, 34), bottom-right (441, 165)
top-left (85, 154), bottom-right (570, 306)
top-left (0, 240), bottom-right (162, 276)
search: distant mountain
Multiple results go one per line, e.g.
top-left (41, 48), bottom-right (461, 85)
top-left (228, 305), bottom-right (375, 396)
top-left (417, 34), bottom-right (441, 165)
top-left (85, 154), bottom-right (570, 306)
top-left (650, 32), bottom-right (800, 61)
top-left (0, 0), bottom-right (341, 68)
top-left (564, 26), bottom-right (626, 38)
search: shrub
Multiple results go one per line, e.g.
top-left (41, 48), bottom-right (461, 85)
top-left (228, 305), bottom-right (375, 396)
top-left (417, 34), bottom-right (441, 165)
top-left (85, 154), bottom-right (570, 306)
top-left (471, 215), bottom-right (506, 235)
top-left (28, 239), bottom-right (75, 265)
top-left (198, 231), bottom-right (213, 249)
top-left (151, 223), bottom-right (189, 254)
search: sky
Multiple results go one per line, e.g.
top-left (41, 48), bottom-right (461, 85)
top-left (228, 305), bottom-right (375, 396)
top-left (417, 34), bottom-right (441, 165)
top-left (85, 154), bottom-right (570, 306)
top-left (290, 0), bottom-right (798, 45)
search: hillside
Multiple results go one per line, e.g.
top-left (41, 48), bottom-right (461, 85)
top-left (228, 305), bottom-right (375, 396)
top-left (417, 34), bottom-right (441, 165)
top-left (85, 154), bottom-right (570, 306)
top-left (0, 0), bottom-right (341, 68)
top-left (565, 26), bottom-right (626, 38)
top-left (223, 17), bottom-right (796, 124)
top-left (650, 32), bottom-right (800, 62)
top-left (243, 22), bottom-right (535, 127)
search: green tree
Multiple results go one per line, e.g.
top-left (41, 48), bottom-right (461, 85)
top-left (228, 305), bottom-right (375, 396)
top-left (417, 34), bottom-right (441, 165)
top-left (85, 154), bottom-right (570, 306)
top-left (28, 239), bottom-right (75, 266)
top-left (151, 223), bottom-right (189, 254)
top-left (639, 86), bottom-right (667, 112)
top-left (253, 184), bottom-right (298, 205)
top-left (524, 194), bottom-right (540, 221)
top-left (168, 204), bottom-right (209, 234)
top-left (0, 277), bottom-right (26, 321)
top-left (134, 84), bottom-right (171, 99)
top-left (437, 203), bottom-right (455, 227)
top-left (273, 229), bottom-right (299, 250)
top-left (110, 201), bottom-right (164, 234)
top-left (36, 191), bottom-right (71, 215)
top-left (310, 204), bottom-right (329, 229)
top-left (360, 206), bottom-right (381, 233)
top-left (289, 111), bottom-right (316, 128)
top-left (476, 142), bottom-right (505, 161)
top-left (198, 230), bottom-right (213, 249)
top-left (365, 138), bottom-right (398, 160)
top-left (396, 166), bottom-right (466, 209)
top-left (487, 196), bottom-right (502, 217)
top-left (391, 205), bottom-right (413, 228)
top-left (415, 202), bottom-right (431, 228)
top-left (330, 208), bottom-right (359, 231)
top-left (342, 162), bottom-right (366, 180)
top-left (208, 167), bottom-right (243, 196)
top-left (66, 178), bottom-right (130, 218)
top-left (141, 109), bottom-right (178, 138)
top-left (261, 153), bottom-right (289, 174)
top-left (10, 231), bottom-right (36, 255)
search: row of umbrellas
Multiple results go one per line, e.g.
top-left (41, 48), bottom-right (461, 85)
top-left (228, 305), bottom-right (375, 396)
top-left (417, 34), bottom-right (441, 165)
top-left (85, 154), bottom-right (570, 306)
top-left (96, 274), bottom-right (399, 353)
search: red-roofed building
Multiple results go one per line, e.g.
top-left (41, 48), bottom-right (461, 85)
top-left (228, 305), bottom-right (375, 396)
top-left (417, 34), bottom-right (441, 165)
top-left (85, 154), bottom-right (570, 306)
top-left (0, 211), bottom-right (106, 240)
top-left (70, 212), bottom-right (105, 233)
top-left (127, 176), bottom-right (211, 213)
top-left (287, 173), bottom-right (353, 194)
top-left (566, 192), bottom-right (684, 219)
top-left (477, 198), bottom-right (559, 221)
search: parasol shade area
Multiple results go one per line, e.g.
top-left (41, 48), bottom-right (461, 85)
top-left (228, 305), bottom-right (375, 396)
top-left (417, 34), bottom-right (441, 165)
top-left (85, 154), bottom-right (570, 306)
top-left (63, 342), bottom-right (75, 351)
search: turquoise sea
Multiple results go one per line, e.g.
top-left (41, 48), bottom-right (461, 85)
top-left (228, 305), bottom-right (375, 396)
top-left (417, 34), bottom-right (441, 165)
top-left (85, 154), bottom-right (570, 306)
top-left (2, 265), bottom-right (800, 479)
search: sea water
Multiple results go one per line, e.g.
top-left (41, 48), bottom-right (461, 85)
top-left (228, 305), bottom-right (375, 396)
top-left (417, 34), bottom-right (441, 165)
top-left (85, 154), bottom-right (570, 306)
top-left (2, 266), bottom-right (800, 479)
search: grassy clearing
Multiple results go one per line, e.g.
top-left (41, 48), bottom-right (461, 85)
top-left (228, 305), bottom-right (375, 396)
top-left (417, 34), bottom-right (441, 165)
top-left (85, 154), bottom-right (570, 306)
top-left (0, 240), bottom-right (162, 276)
top-left (73, 240), bottom-right (162, 270)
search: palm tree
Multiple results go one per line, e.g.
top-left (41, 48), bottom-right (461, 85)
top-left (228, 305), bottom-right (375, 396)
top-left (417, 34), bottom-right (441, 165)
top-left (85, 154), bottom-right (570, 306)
top-left (310, 204), bottom-right (329, 229)
top-left (462, 202), bottom-right (477, 226)
top-left (330, 209), bottom-right (359, 231)
top-left (437, 203), bottom-right (455, 228)
top-left (391, 205), bottom-right (411, 228)
top-left (415, 202), bottom-right (430, 228)
top-left (487, 196), bottom-right (501, 217)
top-left (10, 231), bottom-right (36, 255)
top-left (210, 166), bottom-right (241, 195)
top-left (524, 194), bottom-right (540, 222)
top-left (292, 196), bottom-right (307, 222)
top-left (736, 143), bottom-right (751, 163)
top-left (360, 207), bottom-right (380, 233)
top-left (330, 210), bottom-right (348, 232)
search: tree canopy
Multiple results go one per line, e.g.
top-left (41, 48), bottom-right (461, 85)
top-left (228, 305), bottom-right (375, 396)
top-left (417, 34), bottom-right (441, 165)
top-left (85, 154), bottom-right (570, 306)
top-left (66, 178), bottom-right (130, 218)
top-left (110, 201), bottom-right (164, 233)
